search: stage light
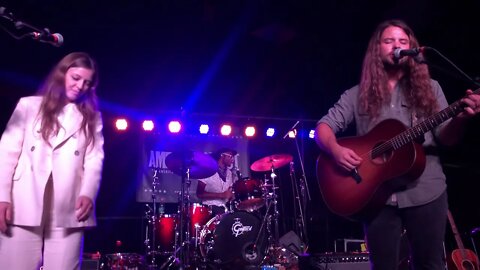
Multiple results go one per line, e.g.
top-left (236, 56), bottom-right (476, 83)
top-left (309, 129), bottom-right (315, 139)
top-left (245, 126), bottom-right (256, 137)
top-left (115, 118), bottom-right (128, 131)
top-left (220, 124), bottom-right (232, 136)
top-left (199, 124), bottom-right (209, 134)
top-left (142, 120), bottom-right (154, 131)
top-left (266, 128), bottom-right (275, 137)
top-left (168, 121), bottom-right (182, 133)
top-left (288, 129), bottom-right (296, 138)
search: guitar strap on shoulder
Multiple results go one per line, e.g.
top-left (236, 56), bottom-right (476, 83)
top-left (411, 111), bottom-right (419, 127)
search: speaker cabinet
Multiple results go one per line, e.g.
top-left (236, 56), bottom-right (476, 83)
top-left (279, 231), bottom-right (306, 256)
top-left (81, 259), bottom-right (100, 270)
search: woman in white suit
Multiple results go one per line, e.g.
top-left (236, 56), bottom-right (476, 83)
top-left (0, 52), bottom-right (104, 270)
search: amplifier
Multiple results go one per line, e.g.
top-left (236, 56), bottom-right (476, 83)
top-left (81, 253), bottom-right (101, 270)
top-left (299, 253), bottom-right (370, 270)
top-left (81, 259), bottom-right (100, 270)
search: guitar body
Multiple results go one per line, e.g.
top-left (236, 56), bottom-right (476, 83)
top-left (316, 119), bottom-right (426, 218)
top-left (449, 249), bottom-right (480, 270)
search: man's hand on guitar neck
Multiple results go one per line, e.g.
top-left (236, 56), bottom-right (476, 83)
top-left (439, 89), bottom-right (480, 146)
top-left (459, 89), bottom-right (480, 117)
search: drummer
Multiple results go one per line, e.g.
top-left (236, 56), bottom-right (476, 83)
top-left (196, 148), bottom-right (239, 216)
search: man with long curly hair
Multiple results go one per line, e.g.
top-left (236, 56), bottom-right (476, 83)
top-left (315, 20), bottom-right (480, 269)
top-left (0, 52), bottom-right (104, 269)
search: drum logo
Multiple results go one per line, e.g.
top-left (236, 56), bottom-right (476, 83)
top-left (231, 218), bottom-right (253, 237)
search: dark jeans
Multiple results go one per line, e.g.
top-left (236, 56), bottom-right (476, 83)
top-left (364, 191), bottom-right (448, 270)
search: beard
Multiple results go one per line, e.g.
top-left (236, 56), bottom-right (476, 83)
top-left (383, 56), bottom-right (409, 71)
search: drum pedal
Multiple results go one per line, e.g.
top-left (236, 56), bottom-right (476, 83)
top-left (242, 242), bottom-right (261, 264)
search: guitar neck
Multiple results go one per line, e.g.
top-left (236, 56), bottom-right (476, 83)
top-left (376, 88), bottom-right (480, 156)
top-left (448, 210), bottom-right (467, 251)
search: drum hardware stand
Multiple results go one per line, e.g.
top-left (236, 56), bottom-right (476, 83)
top-left (247, 166), bottom-right (282, 266)
top-left (181, 166), bottom-right (192, 268)
top-left (159, 255), bottom-right (180, 270)
top-left (165, 163), bottom-right (205, 269)
top-left (270, 167), bottom-right (280, 244)
top-left (144, 168), bottom-right (162, 269)
top-left (165, 165), bottom-right (192, 270)
top-left (148, 163), bottom-right (192, 270)
top-left (266, 167), bottom-right (289, 266)
top-left (164, 150), bottom-right (217, 270)
top-left (257, 186), bottom-right (275, 242)
top-left (249, 153), bottom-right (295, 267)
top-left (182, 170), bottom-right (208, 269)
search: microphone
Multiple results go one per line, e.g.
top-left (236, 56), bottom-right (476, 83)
top-left (30, 31), bottom-right (64, 47)
top-left (236, 168), bottom-right (242, 180)
top-left (233, 163), bottom-right (243, 180)
top-left (393, 47), bottom-right (425, 61)
top-left (471, 227), bottom-right (480, 235)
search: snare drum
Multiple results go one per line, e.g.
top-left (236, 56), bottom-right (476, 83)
top-left (232, 178), bottom-right (265, 211)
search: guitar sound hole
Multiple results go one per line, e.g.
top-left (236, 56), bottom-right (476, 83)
top-left (371, 141), bottom-right (393, 165)
top-left (462, 260), bottom-right (475, 270)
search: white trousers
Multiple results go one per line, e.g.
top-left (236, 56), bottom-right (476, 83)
top-left (0, 225), bottom-right (84, 270)
top-left (0, 175), bottom-right (85, 270)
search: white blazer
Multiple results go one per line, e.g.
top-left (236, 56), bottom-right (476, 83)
top-left (0, 96), bottom-right (104, 228)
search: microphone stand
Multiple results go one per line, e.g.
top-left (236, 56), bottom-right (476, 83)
top-left (289, 162), bottom-right (308, 246)
top-left (0, 7), bottom-right (63, 47)
top-left (179, 157), bottom-right (192, 269)
top-left (288, 123), bottom-right (311, 246)
top-left (417, 46), bottom-right (480, 88)
top-left (0, 6), bottom-right (57, 42)
top-left (149, 168), bottom-right (160, 268)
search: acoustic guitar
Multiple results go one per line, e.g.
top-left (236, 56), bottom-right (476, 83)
top-left (316, 88), bottom-right (479, 219)
top-left (447, 210), bottom-right (479, 270)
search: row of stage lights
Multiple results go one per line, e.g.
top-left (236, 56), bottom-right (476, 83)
top-left (114, 118), bottom-right (316, 139)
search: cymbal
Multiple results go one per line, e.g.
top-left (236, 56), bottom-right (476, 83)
top-left (165, 151), bottom-right (217, 179)
top-left (250, 154), bottom-right (293, 172)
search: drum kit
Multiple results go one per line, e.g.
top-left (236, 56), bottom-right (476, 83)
top-left (119, 150), bottom-right (299, 270)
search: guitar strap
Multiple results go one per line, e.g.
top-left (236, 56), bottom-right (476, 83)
top-left (411, 111), bottom-right (419, 127)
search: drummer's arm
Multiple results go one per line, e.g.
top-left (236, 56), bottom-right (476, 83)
top-left (196, 181), bottom-right (233, 200)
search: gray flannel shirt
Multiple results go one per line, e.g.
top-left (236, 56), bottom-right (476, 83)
top-left (318, 80), bottom-right (449, 208)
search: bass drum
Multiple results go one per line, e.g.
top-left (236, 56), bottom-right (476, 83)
top-left (199, 211), bottom-right (267, 267)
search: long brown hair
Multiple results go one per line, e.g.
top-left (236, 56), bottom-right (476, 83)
top-left (359, 19), bottom-right (437, 118)
top-left (37, 52), bottom-right (99, 146)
